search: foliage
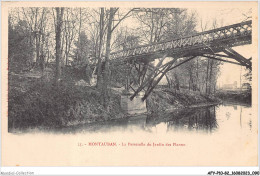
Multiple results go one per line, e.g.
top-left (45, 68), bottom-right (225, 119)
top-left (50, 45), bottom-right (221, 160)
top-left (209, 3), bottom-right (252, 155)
top-left (112, 28), bottom-right (140, 51)
top-left (244, 70), bottom-right (252, 82)
top-left (134, 8), bottom-right (197, 43)
top-left (73, 31), bottom-right (93, 64)
top-left (8, 19), bottom-right (34, 72)
top-left (8, 76), bottom-right (124, 131)
top-left (168, 57), bottom-right (222, 94)
top-left (216, 90), bottom-right (251, 105)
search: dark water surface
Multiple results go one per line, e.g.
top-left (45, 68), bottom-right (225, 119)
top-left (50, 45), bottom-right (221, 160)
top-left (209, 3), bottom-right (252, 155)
top-left (56, 103), bottom-right (253, 135)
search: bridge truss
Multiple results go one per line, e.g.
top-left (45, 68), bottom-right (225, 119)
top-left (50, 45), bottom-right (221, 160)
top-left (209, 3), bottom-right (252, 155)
top-left (110, 20), bottom-right (252, 101)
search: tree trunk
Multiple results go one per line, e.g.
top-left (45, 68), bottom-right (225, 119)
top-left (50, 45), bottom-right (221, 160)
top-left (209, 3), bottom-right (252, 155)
top-left (65, 14), bottom-right (69, 66)
top-left (165, 73), bottom-right (171, 88)
top-left (208, 60), bottom-right (214, 94)
top-left (196, 58), bottom-right (199, 91)
top-left (150, 10), bottom-right (154, 43)
top-left (77, 8), bottom-right (82, 64)
top-left (174, 73), bottom-right (180, 91)
top-left (55, 7), bottom-right (64, 86)
top-left (34, 8), bottom-right (39, 65)
top-left (205, 59), bottom-right (210, 95)
top-left (97, 8), bottom-right (104, 90)
top-left (102, 8), bottom-right (114, 107)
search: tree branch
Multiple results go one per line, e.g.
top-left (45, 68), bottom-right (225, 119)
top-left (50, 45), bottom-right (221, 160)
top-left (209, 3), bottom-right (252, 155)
top-left (111, 8), bottom-right (137, 32)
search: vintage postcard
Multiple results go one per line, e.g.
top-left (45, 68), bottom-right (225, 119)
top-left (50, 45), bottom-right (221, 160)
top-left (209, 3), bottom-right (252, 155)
top-left (1, 1), bottom-right (258, 168)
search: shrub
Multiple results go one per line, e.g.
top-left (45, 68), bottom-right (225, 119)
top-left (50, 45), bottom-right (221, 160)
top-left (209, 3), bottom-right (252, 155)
top-left (8, 78), bottom-right (124, 131)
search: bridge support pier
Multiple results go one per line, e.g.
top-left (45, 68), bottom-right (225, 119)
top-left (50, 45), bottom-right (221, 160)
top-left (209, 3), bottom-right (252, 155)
top-left (121, 92), bottom-right (147, 115)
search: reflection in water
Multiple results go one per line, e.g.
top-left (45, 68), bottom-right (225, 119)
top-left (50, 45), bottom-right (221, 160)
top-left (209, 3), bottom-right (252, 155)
top-left (54, 103), bottom-right (253, 135)
top-left (144, 106), bottom-right (218, 134)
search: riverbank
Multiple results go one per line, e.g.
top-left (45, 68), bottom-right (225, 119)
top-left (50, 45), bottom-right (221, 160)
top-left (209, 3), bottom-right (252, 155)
top-left (215, 89), bottom-right (251, 105)
top-left (8, 74), bottom-right (125, 131)
top-left (8, 73), bottom-right (221, 131)
top-left (146, 89), bottom-right (221, 114)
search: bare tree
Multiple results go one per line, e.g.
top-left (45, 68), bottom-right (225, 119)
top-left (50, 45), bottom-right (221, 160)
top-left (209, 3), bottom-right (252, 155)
top-left (54, 7), bottom-right (64, 85)
top-left (96, 7), bottom-right (105, 89)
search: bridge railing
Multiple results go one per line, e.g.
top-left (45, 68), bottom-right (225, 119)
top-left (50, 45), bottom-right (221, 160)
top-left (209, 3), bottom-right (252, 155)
top-left (110, 20), bottom-right (252, 60)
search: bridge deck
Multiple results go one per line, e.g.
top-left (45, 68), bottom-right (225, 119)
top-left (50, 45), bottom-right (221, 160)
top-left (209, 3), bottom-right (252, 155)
top-left (110, 20), bottom-right (252, 62)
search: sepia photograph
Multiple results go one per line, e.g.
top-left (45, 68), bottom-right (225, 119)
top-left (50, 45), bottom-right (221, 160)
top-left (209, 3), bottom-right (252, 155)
top-left (1, 1), bottom-right (258, 172)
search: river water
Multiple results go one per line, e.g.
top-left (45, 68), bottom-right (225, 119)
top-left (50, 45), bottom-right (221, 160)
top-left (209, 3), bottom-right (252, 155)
top-left (59, 103), bottom-right (255, 136)
top-left (9, 102), bottom-right (257, 166)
